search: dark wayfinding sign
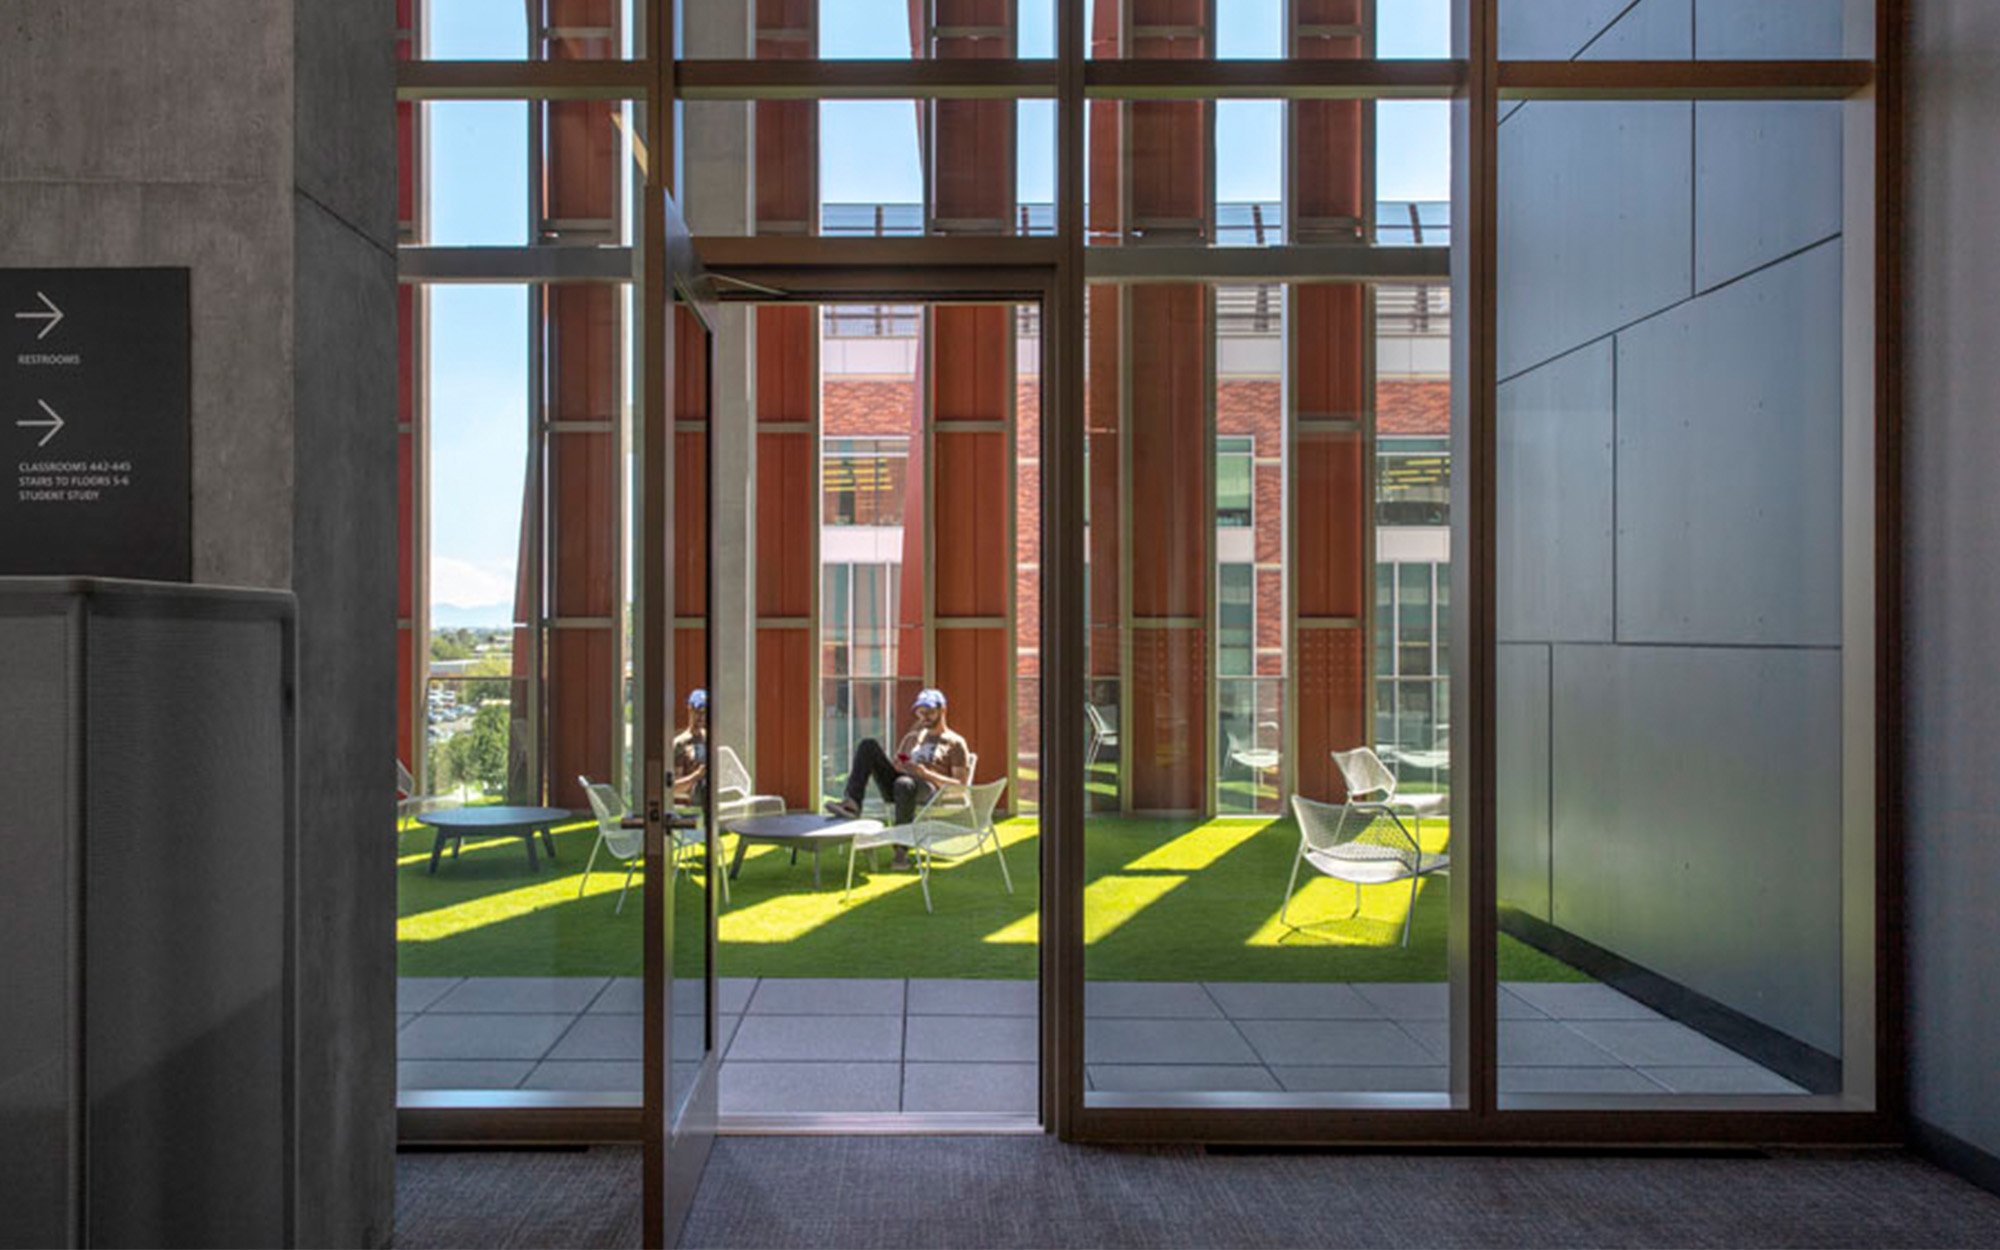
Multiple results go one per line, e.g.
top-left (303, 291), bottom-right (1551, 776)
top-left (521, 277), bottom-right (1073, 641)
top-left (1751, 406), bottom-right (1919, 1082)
top-left (0, 268), bottom-right (192, 580)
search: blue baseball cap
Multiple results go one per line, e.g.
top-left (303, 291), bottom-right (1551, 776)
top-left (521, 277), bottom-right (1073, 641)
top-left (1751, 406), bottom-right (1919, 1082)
top-left (912, 688), bottom-right (947, 710)
top-left (687, 688), bottom-right (708, 709)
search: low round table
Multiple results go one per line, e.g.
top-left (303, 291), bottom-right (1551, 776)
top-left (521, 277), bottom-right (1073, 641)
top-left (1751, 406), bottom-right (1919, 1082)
top-left (725, 813), bottom-right (884, 889)
top-left (417, 805), bottom-right (571, 874)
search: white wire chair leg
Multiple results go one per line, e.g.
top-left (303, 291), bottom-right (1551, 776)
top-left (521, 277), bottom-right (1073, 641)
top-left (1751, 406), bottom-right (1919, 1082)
top-left (843, 841), bottom-right (860, 901)
top-left (578, 835), bottom-right (604, 898)
top-left (1279, 839), bottom-right (1306, 926)
top-left (991, 833), bottom-right (1014, 894)
top-left (1401, 870), bottom-right (1419, 947)
top-left (714, 839), bottom-right (731, 907)
top-left (616, 860), bottom-right (638, 915)
top-left (917, 849), bottom-right (934, 913)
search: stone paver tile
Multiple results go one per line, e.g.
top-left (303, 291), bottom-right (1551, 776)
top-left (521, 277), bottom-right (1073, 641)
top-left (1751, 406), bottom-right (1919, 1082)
top-left (397, 1060), bottom-right (533, 1090)
top-left (397, 1014), bottom-right (415, 1031)
top-left (1498, 1020), bottom-right (1626, 1067)
top-left (1398, 1018), bottom-right (1447, 1061)
top-left (747, 978), bottom-right (905, 1016)
top-left (398, 1013), bottom-right (573, 1061)
top-left (1497, 987), bottom-right (1551, 1020)
top-left (1084, 1019), bottom-right (1259, 1065)
top-left (726, 1013), bottom-right (904, 1062)
top-left (1503, 981), bottom-right (1663, 1021)
top-left (902, 1063), bottom-right (1039, 1114)
top-left (1236, 1019), bottom-right (1440, 1068)
top-left (673, 1014), bottom-right (742, 1062)
top-left (907, 979), bottom-right (1038, 1016)
top-left (719, 1062), bottom-right (902, 1114)
top-left (905, 1014), bottom-right (1038, 1063)
top-left (1203, 982), bottom-right (1383, 1020)
top-left (397, 977), bottom-right (462, 1015)
top-left (1088, 1065), bottom-right (1280, 1093)
top-left (1499, 1066), bottom-right (1669, 1095)
top-left (1272, 1066), bottom-right (1449, 1093)
top-left (1564, 1020), bottom-right (1755, 1068)
top-left (520, 1061), bottom-right (645, 1092)
top-left (1085, 982), bottom-right (1221, 1019)
top-left (1351, 982), bottom-right (1448, 1020)
top-left (428, 977), bottom-right (610, 1015)
top-left (1640, 1066), bottom-right (1809, 1095)
top-left (547, 1013), bottom-right (641, 1062)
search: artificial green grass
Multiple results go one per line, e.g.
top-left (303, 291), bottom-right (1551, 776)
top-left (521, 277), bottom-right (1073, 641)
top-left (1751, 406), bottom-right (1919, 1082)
top-left (398, 811), bottom-right (1584, 984)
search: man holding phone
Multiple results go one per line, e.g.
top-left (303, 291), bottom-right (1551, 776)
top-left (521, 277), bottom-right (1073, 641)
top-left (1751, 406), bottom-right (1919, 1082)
top-left (825, 687), bottom-right (972, 835)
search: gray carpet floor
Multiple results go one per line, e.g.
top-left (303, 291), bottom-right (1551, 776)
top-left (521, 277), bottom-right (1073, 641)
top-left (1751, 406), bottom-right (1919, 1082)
top-left (395, 1139), bottom-right (2000, 1249)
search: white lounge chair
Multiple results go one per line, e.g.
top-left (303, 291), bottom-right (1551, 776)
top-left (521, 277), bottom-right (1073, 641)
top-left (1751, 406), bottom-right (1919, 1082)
top-left (1085, 702), bottom-right (1119, 770)
top-left (581, 775), bottom-right (729, 911)
top-left (1227, 720), bottom-right (1281, 802)
top-left (1283, 750), bottom-right (1451, 946)
top-left (844, 776), bottom-right (1012, 914)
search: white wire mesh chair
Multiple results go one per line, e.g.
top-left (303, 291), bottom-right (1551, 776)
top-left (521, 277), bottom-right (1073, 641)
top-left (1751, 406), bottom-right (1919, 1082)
top-left (1085, 703), bottom-right (1119, 769)
top-left (1285, 791), bottom-right (1450, 947)
top-left (711, 744), bottom-right (786, 824)
top-left (396, 758), bottom-right (458, 823)
top-left (577, 778), bottom-right (647, 915)
top-left (845, 776), bottom-right (1012, 914)
top-left (583, 775), bottom-right (729, 911)
top-left (1227, 721), bottom-right (1282, 803)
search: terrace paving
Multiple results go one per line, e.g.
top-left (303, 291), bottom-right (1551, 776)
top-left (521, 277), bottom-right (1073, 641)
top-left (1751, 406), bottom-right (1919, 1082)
top-left (396, 976), bottom-right (1808, 1111)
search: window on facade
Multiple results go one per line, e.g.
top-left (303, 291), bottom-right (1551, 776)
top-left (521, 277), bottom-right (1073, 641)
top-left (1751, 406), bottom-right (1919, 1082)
top-left (1216, 436), bottom-right (1254, 528)
top-left (822, 437), bottom-right (910, 526)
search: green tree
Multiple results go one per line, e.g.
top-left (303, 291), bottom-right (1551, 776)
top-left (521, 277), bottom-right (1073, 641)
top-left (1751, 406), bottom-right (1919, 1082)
top-left (436, 703), bottom-right (510, 796)
top-left (429, 628), bottom-right (477, 662)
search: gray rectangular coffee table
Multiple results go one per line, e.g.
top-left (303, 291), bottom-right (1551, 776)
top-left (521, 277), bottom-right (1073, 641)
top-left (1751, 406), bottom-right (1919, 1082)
top-left (726, 813), bottom-right (884, 889)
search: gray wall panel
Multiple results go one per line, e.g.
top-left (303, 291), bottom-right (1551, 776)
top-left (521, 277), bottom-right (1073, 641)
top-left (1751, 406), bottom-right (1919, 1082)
top-left (1498, 341), bottom-right (1615, 644)
top-left (0, 613), bottom-right (75, 1250)
top-left (1694, 0), bottom-right (1855, 59)
top-left (1498, 102), bottom-right (1693, 380)
top-left (1907, 0), bottom-right (2000, 1171)
top-left (1497, 643), bottom-right (1553, 920)
top-left (1614, 241), bottom-right (1843, 647)
top-left (1584, 0), bottom-right (1693, 59)
top-left (1695, 102), bottom-right (1843, 291)
top-left (1497, 0), bottom-right (1635, 60)
top-left (1550, 643), bottom-right (1842, 1052)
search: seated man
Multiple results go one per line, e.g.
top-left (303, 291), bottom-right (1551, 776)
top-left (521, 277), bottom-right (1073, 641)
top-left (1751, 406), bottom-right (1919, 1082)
top-left (671, 687), bottom-right (707, 806)
top-left (825, 687), bottom-right (971, 829)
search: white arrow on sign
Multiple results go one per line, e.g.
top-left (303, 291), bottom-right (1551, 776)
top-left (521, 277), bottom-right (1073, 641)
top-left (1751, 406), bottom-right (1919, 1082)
top-left (17, 399), bottom-right (65, 448)
top-left (14, 291), bottom-right (64, 340)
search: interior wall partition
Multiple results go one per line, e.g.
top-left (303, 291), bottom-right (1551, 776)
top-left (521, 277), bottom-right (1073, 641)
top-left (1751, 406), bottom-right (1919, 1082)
top-left (393, 0), bottom-right (1901, 1152)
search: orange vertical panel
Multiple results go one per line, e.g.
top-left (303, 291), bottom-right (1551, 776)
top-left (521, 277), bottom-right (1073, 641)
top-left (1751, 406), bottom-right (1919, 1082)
top-left (1128, 628), bottom-right (1207, 810)
top-left (755, 628), bottom-right (815, 808)
top-left (755, 434), bottom-right (814, 619)
top-left (1126, 286), bottom-right (1209, 620)
top-left (673, 628), bottom-right (708, 714)
top-left (674, 431), bottom-right (709, 618)
top-left (548, 630), bottom-right (615, 808)
top-left (1086, 286), bottom-right (1123, 678)
top-left (1295, 432), bottom-right (1365, 619)
top-left (396, 628), bottom-right (416, 776)
top-left (933, 430), bottom-right (1008, 619)
top-left (1295, 627), bottom-right (1367, 801)
top-left (936, 628), bottom-right (1010, 790)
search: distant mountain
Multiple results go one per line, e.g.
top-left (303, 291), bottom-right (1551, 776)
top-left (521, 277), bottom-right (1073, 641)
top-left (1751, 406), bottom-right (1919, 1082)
top-left (430, 602), bottom-right (514, 630)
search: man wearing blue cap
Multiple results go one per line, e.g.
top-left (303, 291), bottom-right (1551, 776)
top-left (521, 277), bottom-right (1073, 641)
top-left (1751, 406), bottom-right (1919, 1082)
top-left (671, 688), bottom-right (708, 805)
top-left (825, 687), bottom-right (972, 836)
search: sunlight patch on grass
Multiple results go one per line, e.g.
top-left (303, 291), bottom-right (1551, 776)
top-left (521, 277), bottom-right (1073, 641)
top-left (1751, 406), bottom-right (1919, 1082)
top-left (1243, 875), bottom-right (1443, 950)
top-left (399, 864), bottom-right (661, 944)
top-left (1124, 820), bottom-right (1269, 872)
top-left (985, 873), bottom-right (1183, 946)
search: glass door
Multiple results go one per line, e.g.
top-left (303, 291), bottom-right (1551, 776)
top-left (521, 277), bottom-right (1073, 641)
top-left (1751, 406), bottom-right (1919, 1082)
top-left (643, 190), bottom-right (720, 1247)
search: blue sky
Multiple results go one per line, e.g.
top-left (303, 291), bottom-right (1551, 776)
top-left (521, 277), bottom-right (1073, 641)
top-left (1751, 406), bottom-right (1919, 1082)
top-left (423, 0), bottom-right (1451, 615)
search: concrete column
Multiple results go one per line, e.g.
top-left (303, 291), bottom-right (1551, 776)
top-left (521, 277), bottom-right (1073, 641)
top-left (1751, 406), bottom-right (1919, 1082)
top-left (0, 4), bottom-right (398, 1245)
top-left (683, 0), bottom-right (760, 770)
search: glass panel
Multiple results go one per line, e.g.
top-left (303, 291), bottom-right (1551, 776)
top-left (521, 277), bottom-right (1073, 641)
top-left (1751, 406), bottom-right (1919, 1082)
top-left (1088, 0), bottom-right (1453, 59)
top-left (417, 100), bottom-right (640, 247)
top-left (426, 102), bottom-right (529, 246)
top-left (1085, 98), bottom-right (1453, 248)
top-left (417, 0), bottom-right (635, 60)
top-left (1498, 0), bottom-right (1871, 61)
top-left (680, 0), bottom-right (1056, 57)
top-left (398, 279), bottom-right (641, 1105)
top-left (1084, 280), bottom-right (1451, 1104)
top-left (1495, 97), bottom-right (1858, 1103)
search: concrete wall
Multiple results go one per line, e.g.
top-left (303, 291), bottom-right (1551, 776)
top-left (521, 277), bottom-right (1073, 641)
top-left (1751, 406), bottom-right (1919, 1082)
top-left (1906, 0), bottom-right (2000, 1180)
top-left (0, 4), bottom-right (397, 1244)
top-left (1493, 0), bottom-right (1850, 1055)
